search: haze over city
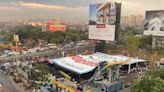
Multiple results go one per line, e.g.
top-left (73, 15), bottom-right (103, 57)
top-left (0, 0), bottom-right (164, 92)
top-left (0, 0), bottom-right (164, 22)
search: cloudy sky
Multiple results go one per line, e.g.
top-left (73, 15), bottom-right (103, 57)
top-left (0, 0), bottom-right (164, 22)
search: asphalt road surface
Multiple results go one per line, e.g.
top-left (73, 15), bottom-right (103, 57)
top-left (0, 44), bottom-right (95, 62)
top-left (0, 72), bottom-right (18, 92)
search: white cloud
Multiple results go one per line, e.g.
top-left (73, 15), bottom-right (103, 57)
top-left (68, 6), bottom-right (88, 11)
top-left (0, 6), bottom-right (19, 11)
top-left (20, 2), bottom-right (66, 10)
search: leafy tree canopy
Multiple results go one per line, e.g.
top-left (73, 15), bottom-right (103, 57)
top-left (131, 68), bottom-right (164, 92)
top-left (4, 24), bottom-right (88, 46)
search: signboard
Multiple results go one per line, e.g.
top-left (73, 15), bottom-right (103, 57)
top-left (144, 10), bottom-right (164, 36)
top-left (89, 2), bottom-right (117, 41)
top-left (14, 35), bottom-right (19, 42)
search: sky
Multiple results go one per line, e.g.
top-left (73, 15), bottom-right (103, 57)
top-left (89, 4), bottom-right (97, 21)
top-left (0, 0), bottom-right (164, 22)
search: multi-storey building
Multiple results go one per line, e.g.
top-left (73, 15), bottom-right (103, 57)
top-left (121, 15), bottom-right (144, 27)
top-left (42, 19), bottom-right (66, 32)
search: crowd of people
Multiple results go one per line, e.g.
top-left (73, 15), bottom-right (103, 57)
top-left (123, 64), bottom-right (149, 86)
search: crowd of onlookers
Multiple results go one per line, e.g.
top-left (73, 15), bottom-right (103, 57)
top-left (123, 65), bottom-right (149, 87)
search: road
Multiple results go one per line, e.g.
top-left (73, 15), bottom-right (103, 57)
top-left (0, 44), bottom-right (95, 63)
top-left (0, 72), bottom-right (18, 92)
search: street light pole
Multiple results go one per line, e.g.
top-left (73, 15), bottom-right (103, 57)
top-left (13, 35), bottom-right (19, 69)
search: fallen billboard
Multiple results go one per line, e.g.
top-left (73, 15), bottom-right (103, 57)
top-left (48, 52), bottom-right (146, 74)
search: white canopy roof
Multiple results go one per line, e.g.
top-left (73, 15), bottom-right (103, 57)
top-left (49, 55), bottom-right (99, 74)
top-left (48, 52), bottom-right (147, 74)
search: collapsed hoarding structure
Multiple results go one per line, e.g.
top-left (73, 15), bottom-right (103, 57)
top-left (48, 52), bottom-right (147, 74)
top-left (47, 52), bottom-right (147, 92)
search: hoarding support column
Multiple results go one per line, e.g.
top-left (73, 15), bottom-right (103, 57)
top-left (128, 64), bottom-right (131, 74)
top-left (108, 68), bottom-right (112, 82)
top-left (152, 36), bottom-right (156, 49)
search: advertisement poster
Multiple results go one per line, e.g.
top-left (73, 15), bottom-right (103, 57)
top-left (89, 2), bottom-right (117, 41)
top-left (144, 10), bottom-right (164, 36)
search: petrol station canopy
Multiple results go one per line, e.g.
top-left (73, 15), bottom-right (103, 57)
top-left (48, 52), bottom-right (147, 74)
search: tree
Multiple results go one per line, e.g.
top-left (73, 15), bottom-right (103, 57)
top-left (31, 63), bottom-right (51, 82)
top-left (80, 33), bottom-right (88, 40)
top-left (65, 35), bottom-right (72, 43)
top-left (70, 33), bottom-right (80, 41)
top-left (120, 27), bottom-right (143, 39)
top-left (5, 25), bottom-right (88, 46)
top-left (145, 68), bottom-right (164, 79)
top-left (131, 68), bottom-right (164, 92)
top-left (95, 41), bottom-right (106, 52)
top-left (150, 51), bottom-right (160, 67)
top-left (50, 35), bottom-right (64, 44)
top-left (131, 77), bottom-right (164, 92)
top-left (140, 35), bottom-right (152, 49)
top-left (124, 33), bottom-right (140, 57)
top-left (3, 32), bottom-right (14, 44)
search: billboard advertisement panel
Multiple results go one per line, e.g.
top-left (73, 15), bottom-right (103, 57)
top-left (144, 10), bottom-right (164, 36)
top-left (89, 2), bottom-right (117, 41)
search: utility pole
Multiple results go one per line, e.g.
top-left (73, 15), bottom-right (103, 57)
top-left (13, 35), bottom-right (19, 68)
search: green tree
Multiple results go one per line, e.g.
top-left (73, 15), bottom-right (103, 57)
top-left (124, 33), bottom-right (140, 57)
top-left (51, 35), bottom-right (64, 44)
top-left (31, 64), bottom-right (51, 81)
top-left (5, 24), bottom-right (88, 46)
top-left (120, 27), bottom-right (142, 40)
top-left (70, 33), bottom-right (80, 41)
top-left (95, 41), bottom-right (106, 52)
top-left (80, 33), bottom-right (88, 40)
top-left (131, 68), bottom-right (164, 92)
top-left (131, 77), bottom-right (164, 92)
top-left (145, 68), bottom-right (164, 79)
top-left (140, 35), bottom-right (152, 49)
top-left (65, 35), bottom-right (72, 43)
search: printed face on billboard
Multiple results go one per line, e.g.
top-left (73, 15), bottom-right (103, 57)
top-left (89, 2), bottom-right (117, 41)
top-left (144, 10), bottom-right (164, 36)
